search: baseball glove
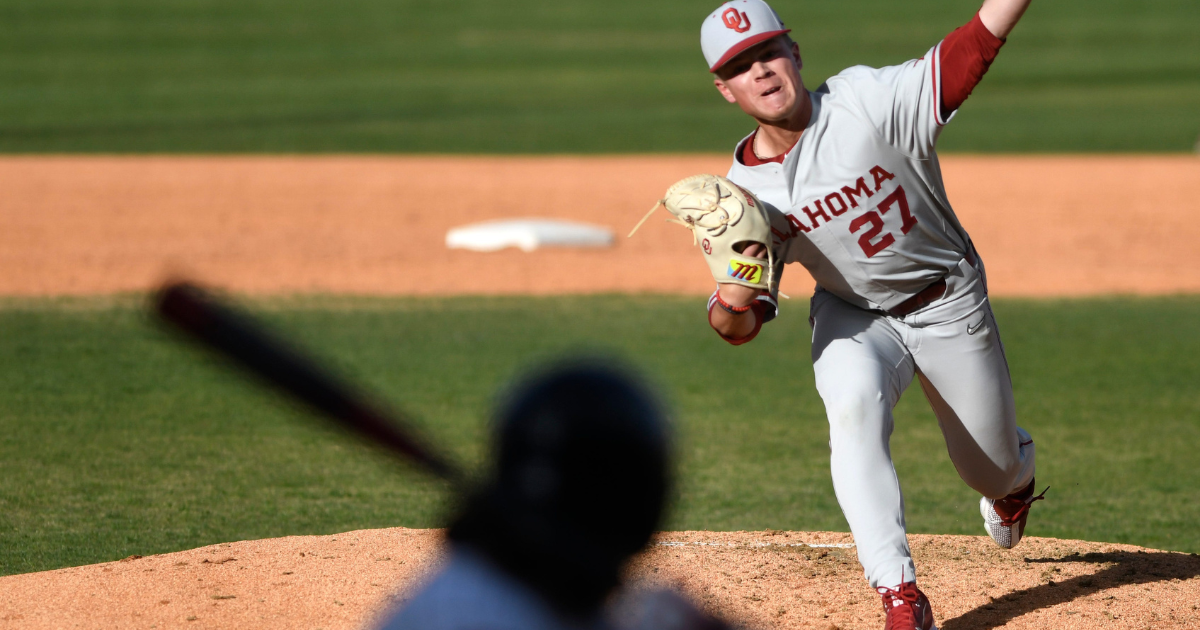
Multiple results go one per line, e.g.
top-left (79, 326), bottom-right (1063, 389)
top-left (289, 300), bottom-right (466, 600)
top-left (629, 174), bottom-right (781, 299)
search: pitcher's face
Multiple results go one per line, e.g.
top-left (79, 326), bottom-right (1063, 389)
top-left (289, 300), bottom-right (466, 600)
top-left (713, 37), bottom-right (805, 123)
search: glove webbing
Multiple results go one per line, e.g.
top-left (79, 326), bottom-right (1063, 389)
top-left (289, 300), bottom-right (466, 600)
top-left (627, 181), bottom-right (739, 245)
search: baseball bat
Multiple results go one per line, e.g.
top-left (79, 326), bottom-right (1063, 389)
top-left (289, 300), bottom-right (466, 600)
top-left (154, 281), bottom-right (463, 483)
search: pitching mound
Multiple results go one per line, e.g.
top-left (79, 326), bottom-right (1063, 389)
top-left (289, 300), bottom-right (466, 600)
top-left (1, 529), bottom-right (1197, 630)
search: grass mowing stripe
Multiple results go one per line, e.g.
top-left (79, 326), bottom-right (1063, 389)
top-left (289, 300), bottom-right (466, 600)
top-left (1, 0), bottom-right (1197, 152)
top-left (1, 295), bottom-right (1198, 575)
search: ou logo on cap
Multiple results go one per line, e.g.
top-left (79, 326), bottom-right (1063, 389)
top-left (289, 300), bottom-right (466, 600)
top-left (722, 8), bottom-right (751, 33)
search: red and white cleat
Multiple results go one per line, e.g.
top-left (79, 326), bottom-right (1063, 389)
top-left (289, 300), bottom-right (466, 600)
top-left (980, 479), bottom-right (1049, 549)
top-left (877, 581), bottom-right (936, 630)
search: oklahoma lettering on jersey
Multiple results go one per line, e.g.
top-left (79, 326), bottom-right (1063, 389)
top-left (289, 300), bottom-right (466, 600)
top-left (728, 45), bottom-right (976, 313)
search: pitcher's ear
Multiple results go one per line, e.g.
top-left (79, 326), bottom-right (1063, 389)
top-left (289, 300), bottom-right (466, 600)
top-left (713, 78), bottom-right (738, 104)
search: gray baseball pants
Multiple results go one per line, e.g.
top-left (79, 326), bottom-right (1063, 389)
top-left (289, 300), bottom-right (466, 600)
top-left (809, 257), bottom-right (1035, 589)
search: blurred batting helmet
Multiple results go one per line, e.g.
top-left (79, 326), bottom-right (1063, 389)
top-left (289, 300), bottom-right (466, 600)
top-left (447, 359), bottom-right (672, 615)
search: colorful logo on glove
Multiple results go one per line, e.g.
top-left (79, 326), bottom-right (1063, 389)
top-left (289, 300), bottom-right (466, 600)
top-left (702, 238), bottom-right (712, 255)
top-left (727, 260), bottom-right (764, 284)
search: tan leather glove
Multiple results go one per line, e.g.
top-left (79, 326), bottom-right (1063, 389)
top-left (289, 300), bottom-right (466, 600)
top-left (629, 174), bottom-right (780, 299)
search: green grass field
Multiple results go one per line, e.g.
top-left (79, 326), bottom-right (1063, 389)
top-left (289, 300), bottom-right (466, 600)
top-left (2, 294), bottom-right (1198, 576)
top-left (2, 0), bottom-right (1198, 153)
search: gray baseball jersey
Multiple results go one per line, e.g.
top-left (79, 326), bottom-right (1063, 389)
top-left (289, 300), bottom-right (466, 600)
top-left (721, 46), bottom-right (1037, 590)
top-left (727, 44), bottom-right (975, 312)
top-left (377, 545), bottom-right (611, 630)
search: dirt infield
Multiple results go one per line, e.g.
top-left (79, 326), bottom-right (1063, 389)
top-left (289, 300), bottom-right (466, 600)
top-left (2, 155), bottom-right (1198, 297)
top-left (2, 529), bottom-right (1198, 630)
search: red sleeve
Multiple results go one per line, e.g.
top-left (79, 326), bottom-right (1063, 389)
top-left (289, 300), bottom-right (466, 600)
top-left (938, 12), bottom-right (1005, 119)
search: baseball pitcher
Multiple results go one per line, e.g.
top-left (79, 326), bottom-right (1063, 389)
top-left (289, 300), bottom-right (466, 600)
top-left (639, 1), bottom-right (1048, 627)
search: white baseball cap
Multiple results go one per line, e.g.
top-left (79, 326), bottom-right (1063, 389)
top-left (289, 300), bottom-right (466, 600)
top-left (701, 0), bottom-right (791, 73)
